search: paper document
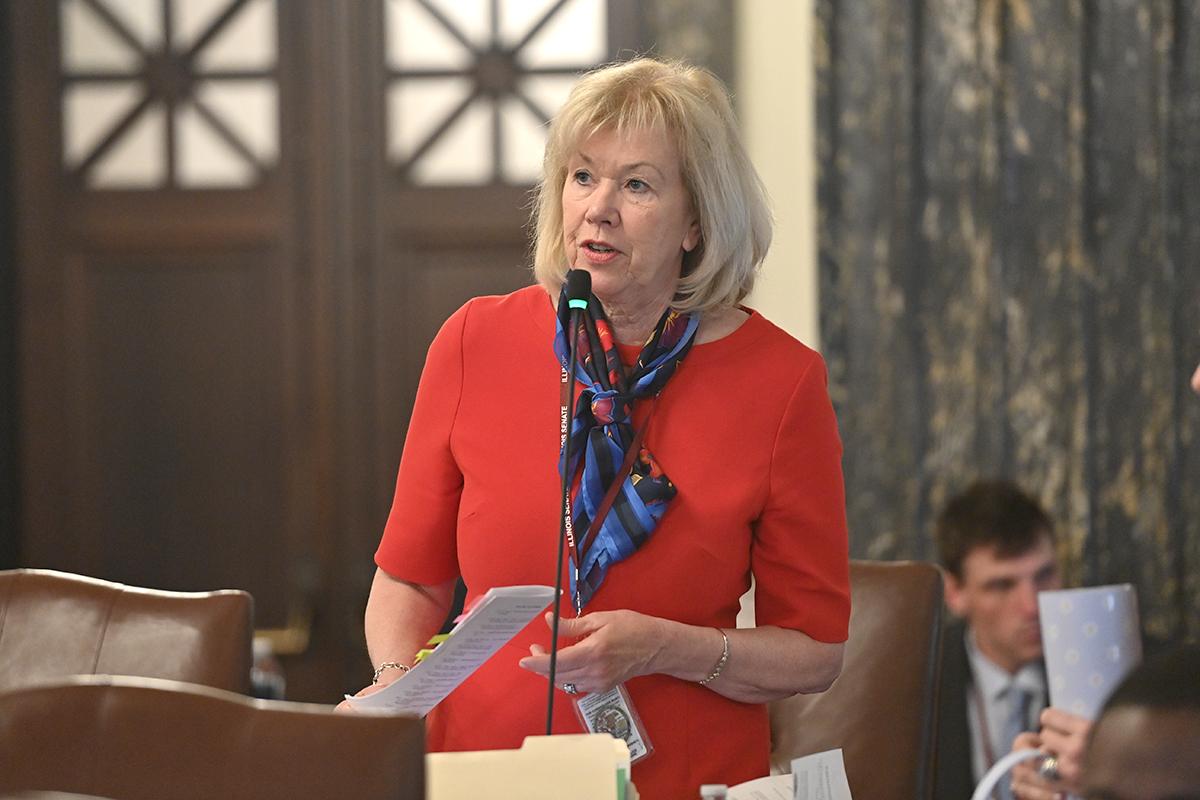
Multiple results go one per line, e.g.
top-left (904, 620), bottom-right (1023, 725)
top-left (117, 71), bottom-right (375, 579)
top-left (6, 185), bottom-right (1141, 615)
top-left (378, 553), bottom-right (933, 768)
top-left (347, 584), bottom-right (555, 716)
top-left (1038, 584), bottom-right (1142, 720)
top-left (725, 749), bottom-right (852, 800)
top-left (789, 749), bottom-right (853, 800)
top-left (726, 774), bottom-right (793, 800)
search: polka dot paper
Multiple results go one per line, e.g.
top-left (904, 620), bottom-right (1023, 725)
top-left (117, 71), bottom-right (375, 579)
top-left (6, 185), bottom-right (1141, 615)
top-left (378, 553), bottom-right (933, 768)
top-left (1037, 584), bottom-right (1142, 720)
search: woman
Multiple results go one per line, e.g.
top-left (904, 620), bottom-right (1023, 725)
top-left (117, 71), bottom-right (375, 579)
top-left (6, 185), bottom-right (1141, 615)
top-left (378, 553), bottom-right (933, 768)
top-left (348, 58), bottom-right (851, 798)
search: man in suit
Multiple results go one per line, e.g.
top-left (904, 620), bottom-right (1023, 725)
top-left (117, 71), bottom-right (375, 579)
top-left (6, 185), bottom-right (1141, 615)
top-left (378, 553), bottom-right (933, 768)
top-left (933, 480), bottom-right (1063, 800)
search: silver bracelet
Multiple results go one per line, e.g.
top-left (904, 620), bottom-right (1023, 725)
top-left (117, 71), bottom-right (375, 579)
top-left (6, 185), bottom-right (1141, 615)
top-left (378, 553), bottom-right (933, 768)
top-left (698, 629), bottom-right (729, 685)
top-left (372, 661), bottom-right (410, 684)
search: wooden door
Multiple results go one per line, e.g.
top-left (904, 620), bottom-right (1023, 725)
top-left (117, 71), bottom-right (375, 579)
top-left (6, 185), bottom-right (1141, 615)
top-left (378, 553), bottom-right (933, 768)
top-left (10, 0), bottom-right (649, 700)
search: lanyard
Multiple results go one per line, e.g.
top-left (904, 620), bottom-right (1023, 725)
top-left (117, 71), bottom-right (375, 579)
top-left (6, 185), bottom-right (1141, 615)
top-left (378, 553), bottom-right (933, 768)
top-left (559, 366), bottom-right (655, 613)
top-left (973, 679), bottom-right (1023, 800)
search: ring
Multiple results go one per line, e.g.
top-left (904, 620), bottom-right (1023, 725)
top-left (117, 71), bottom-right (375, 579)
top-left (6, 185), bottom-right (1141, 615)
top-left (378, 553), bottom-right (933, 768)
top-left (1038, 754), bottom-right (1060, 781)
top-left (562, 683), bottom-right (578, 695)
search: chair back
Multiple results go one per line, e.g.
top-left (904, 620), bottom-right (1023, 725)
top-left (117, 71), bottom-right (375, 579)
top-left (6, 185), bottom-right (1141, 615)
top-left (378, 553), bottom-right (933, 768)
top-left (0, 568), bottom-right (253, 693)
top-left (0, 675), bottom-right (424, 800)
top-left (769, 560), bottom-right (943, 800)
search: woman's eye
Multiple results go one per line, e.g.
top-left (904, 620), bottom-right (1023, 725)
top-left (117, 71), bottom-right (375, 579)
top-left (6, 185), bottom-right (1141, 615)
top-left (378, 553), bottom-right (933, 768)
top-left (573, 170), bottom-right (591, 184)
top-left (627, 179), bottom-right (647, 192)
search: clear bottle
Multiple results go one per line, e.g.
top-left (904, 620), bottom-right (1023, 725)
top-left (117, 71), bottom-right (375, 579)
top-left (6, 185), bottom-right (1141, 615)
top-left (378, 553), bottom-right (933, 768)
top-left (699, 785), bottom-right (728, 799)
top-left (250, 636), bottom-right (287, 699)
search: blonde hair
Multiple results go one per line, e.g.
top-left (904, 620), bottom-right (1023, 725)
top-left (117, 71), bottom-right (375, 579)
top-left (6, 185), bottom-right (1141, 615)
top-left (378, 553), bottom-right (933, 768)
top-left (532, 58), bottom-right (773, 314)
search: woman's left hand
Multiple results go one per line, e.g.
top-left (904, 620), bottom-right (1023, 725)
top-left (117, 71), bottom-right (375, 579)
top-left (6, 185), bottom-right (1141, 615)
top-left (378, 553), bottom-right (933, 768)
top-left (518, 609), bottom-right (671, 694)
top-left (519, 609), bottom-right (844, 703)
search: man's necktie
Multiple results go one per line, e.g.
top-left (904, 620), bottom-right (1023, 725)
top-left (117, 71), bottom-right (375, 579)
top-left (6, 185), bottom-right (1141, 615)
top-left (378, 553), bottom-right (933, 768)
top-left (998, 687), bottom-right (1032, 800)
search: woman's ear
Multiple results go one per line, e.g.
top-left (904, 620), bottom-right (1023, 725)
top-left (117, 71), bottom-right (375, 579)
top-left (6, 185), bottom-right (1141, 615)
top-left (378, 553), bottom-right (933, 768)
top-left (683, 218), bottom-right (701, 253)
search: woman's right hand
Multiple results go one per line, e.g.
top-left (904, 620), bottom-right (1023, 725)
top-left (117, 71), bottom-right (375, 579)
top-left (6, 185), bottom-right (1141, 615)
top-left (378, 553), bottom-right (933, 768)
top-left (341, 568), bottom-right (456, 714)
top-left (333, 675), bottom-right (400, 713)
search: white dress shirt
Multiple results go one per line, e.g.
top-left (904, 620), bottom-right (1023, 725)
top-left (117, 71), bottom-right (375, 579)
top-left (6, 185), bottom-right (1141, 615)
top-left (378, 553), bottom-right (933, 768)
top-left (964, 627), bottom-right (1047, 785)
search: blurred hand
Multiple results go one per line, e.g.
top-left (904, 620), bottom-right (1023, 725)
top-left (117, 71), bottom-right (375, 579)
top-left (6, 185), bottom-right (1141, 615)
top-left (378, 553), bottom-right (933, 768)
top-left (1010, 732), bottom-right (1058, 800)
top-left (1010, 708), bottom-right (1091, 800)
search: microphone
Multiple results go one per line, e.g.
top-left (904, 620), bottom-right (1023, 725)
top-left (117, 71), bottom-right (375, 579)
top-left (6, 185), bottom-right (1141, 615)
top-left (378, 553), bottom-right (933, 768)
top-left (547, 269), bottom-right (590, 735)
top-left (565, 268), bottom-right (592, 311)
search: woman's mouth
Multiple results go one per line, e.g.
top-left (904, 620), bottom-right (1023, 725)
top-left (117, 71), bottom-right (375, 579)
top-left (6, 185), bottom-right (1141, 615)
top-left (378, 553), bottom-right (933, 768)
top-left (582, 241), bottom-right (619, 263)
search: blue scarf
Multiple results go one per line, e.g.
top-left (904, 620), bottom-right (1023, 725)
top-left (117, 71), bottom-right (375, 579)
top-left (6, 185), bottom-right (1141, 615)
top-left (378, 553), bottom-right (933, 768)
top-left (553, 275), bottom-right (699, 608)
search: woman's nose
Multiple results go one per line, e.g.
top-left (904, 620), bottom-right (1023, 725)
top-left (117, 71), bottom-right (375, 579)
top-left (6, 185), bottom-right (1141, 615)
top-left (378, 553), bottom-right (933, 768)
top-left (585, 183), bottom-right (619, 226)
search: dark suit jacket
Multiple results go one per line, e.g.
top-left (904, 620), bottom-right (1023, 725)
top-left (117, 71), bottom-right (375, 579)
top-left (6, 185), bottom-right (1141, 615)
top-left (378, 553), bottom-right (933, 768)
top-left (934, 618), bottom-right (976, 800)
top-left (935, 618), bottom-right (1048, 800)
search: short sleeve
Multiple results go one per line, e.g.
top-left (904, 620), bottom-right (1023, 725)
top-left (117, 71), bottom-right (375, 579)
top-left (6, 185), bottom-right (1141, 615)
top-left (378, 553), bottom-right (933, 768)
top-left (374, 302), bottom-right (471, 585)
top-left (751, 353), bottom-right (851, 643)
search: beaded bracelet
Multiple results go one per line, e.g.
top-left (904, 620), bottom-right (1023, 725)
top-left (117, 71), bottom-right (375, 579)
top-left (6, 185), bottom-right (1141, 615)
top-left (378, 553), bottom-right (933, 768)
top-left (698, 629), bottom-right (729, 685)
top-left (372, 661), bottom-right (411, 684)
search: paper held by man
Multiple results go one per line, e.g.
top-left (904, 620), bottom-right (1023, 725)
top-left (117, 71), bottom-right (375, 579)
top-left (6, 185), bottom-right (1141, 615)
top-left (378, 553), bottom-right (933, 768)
top-left (347, 584), bottom-right (556, 717)
top-left (1038, 583), bottom-right (1141, 720)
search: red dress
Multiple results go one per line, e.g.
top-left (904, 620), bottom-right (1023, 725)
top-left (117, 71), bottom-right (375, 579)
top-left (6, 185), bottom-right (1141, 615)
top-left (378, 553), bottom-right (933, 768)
top-left (376, 285), bottom-right (850, 800)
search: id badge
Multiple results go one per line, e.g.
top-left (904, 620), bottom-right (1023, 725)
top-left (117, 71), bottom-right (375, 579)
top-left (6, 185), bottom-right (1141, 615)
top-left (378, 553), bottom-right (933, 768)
top-left (573, 682), bottom-right (653, 763)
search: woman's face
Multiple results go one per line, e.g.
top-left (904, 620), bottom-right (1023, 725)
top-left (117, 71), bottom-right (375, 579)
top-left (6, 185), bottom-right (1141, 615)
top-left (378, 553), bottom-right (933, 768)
top-left (561, 125), bottom-right (700, 313)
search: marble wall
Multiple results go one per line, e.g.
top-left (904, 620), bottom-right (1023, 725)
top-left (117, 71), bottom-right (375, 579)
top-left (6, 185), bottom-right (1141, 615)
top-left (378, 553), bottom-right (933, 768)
top-left (816, 0), bottom-right (1200, 643)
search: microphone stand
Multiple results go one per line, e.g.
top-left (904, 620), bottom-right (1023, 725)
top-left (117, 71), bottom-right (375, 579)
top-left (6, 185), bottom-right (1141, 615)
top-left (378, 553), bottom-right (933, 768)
top-left (547, 273), bottom-right (589, 735)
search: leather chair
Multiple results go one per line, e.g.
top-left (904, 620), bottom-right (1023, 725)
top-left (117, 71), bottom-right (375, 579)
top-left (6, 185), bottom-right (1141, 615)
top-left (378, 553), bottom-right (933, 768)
top-left (2, 795), bottom-right (118, 799)
top-left (0, 568), bottom-right (254, 694)
top-left (769, 560), bottom-right (944, 800)
top-left (1, 794), bottom-right (117, 799)
top-left (0, 675), bottom-right (424, 800)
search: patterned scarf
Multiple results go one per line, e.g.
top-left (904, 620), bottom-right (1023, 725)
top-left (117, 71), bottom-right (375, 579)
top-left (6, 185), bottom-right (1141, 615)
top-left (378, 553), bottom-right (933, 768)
top-left (553, 273), bottom-right (699, 609)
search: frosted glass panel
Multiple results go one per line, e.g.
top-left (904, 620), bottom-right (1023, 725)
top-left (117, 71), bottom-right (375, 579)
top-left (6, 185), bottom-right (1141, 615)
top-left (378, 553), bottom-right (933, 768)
top-left (425, 0), bottom-right (491, 49)
top-left (194, 80), bottom-right (279, 162)
top-left (61, 0), bottom-right (142, 72)
top-left (90, 102), bottom-right (167, 188)
top-left (388, 77), bottom-right (475, 163)
top-left (104, 0), bottom-right (164, 49)
top-left (517, 0), bottom-right (606, 68)
top-left (411, 100), bottom-right (493, 185)
top-left (176, 103), bottom-right (256, 187)
top-left (385, 0), bottom-right (608, 186)
top-left (193, 0), bottom-right (276, 71)
top-left (500, 96), bottom-right (547, 184)
top-left (387, 0), bottom-right (474, 71)
top-left (63, 82), bottom-right (145, 166)
top-left (60, 0), bottom-right (279, 190)
top-left (171, 0), bottom-right (231, 50)
top-left (520, 74), bottom-right (580, 121)
top-left (498, 0), bottom-right (557, 45)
